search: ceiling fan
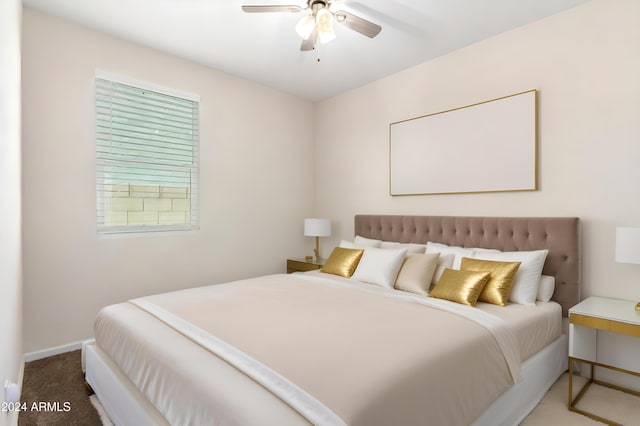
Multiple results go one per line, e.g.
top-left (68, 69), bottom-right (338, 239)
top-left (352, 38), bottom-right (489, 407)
top-left (242, 1), bottom-right (382, 52)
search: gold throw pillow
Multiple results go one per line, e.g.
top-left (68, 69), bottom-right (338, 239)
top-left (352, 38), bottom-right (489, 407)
top-left (429, 268), bottom-right (491, 307)
top-left (321, 247), bottom-right (364, 278)
top-left (460, 257), bottom-right (521, 306)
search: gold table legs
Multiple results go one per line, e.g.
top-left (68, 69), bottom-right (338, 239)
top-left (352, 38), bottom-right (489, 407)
top-left (568, 356), bottom-right (640, 426)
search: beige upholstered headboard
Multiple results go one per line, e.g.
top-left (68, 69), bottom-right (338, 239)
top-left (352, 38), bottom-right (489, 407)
top-left (354, 215), bottom-right (580, 316)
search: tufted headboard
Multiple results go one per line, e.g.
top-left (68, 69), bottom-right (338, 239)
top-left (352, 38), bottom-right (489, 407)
top-left (354, 215), bottom-right (580, 316)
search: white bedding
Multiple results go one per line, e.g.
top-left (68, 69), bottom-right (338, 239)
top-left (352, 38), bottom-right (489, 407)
top-left (92, 272), bottom-right (562, 426)
top-left (475, 298), bottom-right (562, 361)
top-left (305, 270), bottom-right (563, 362)
top-left (94, 295), bottom-right (311, 426)
top-left (129, 297), bottom-right (345, 426)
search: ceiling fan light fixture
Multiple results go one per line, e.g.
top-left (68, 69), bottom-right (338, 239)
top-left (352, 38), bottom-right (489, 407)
top-left (315, 7), bottom-right (335, 44)
top-left (295, 14), bottom-right (315, 40)
top-left (242, 1), bottom-right (382, 53)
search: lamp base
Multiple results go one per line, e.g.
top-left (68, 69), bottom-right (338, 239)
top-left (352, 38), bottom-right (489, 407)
top-left (314, 236), bottom-right (321, 263)
top-left (636, 301), bottom-right (640, 311)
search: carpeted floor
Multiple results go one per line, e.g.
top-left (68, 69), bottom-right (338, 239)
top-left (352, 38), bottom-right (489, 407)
top-left (19, 350), bottom-right (102, 426)
top-left (19, 350), bottom-right (640, 425)
top-left (522, 373), bottom-right (640, 425)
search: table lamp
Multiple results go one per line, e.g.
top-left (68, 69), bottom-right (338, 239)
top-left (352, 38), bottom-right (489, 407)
top-left (615, 227), bottom-right (640, 311)
top-left (304, 218), bottom-right (331, 262)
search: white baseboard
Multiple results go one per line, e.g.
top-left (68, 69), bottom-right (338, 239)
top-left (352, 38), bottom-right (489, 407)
top-left (7, 360), bottom-right (24, 426)
top-left (23, 339), bottom-right (94, 362)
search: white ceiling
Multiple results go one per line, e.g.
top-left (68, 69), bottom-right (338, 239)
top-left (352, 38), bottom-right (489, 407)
top-left (23, 0), bottom-right (589, 101)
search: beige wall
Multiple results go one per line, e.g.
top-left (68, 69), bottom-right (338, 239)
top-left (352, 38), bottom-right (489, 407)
top-left (21, 0), bottom-right (640, 358)
top-left (21, 9), bottom-right (316, 353)
top-left (0, 0), bottom-right (23, 423)
top-left (315, 0), bottom-right (640, 302)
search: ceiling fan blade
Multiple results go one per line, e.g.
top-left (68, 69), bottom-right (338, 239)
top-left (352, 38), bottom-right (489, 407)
top-left (242, 5), bottom-right (302, 13)
top-left (334, 10), bottom-right (381, 38)
top-left (300, 27), bottom-right (317, 51)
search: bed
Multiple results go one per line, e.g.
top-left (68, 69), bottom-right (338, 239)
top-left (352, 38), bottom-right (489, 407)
top-left (84, 215), bottom-right (580, 426)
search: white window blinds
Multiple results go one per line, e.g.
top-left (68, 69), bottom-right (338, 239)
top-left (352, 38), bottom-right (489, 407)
top-left (96, 75), bottom-right (199, 235)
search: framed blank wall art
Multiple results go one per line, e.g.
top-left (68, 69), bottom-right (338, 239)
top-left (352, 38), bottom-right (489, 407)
top-left (389, 90), bottom-right (537, 196)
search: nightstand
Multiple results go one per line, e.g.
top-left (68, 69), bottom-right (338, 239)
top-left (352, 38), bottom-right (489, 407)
top-left (568, 296), bottom-right (640, 425)
top-left (286, 257), bottom-right (324, 274)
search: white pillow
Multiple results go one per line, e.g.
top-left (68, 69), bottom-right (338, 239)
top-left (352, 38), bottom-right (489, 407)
top-left (380, 241), bottom-right (427, 253)
top-left (352, 247), bottom-right (408, 289)
top-left (426, 242), bottom-right (475, 269)
top-left (474, 247), bottom-right (502, 255)
top-left (432, 253), bottom-right (455, 285)
top-left (470, 249), bottom-right (549, 305)
top-left (354, 235), bottom-right (382, 247)
top-left (537, 275), bottom-right (555, 302)
top-left (339, 240), bottom-right (367, 249)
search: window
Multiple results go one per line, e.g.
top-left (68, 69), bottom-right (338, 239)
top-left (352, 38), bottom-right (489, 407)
top-left (95, 74), bottom-right (199, 235)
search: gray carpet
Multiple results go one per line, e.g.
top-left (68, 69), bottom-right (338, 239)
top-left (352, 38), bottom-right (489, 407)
top-left (19, 350), bottom-right (102, 426)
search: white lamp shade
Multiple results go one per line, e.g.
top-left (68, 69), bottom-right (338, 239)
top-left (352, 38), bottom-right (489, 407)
top-left (304, 218), bottom-right (331, 237)
top-left (315, 8), bottom-right (336, 44)
top-left (295, 15), bottom-right (315, 40)
top-left (615, 227), bottom-right (640, 264)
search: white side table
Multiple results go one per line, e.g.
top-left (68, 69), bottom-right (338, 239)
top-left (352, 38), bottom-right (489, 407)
top-left (568, 296), bottom-right (640, 425)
